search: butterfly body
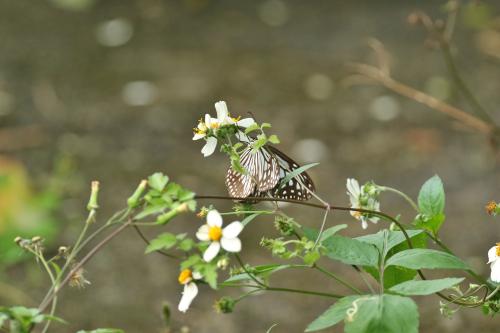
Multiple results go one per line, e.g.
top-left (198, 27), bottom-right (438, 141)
top-left (225, 144), bottom-right (315, 201)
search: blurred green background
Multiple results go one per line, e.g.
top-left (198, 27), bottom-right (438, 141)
top-left (1, 0), bottom-right (500, 332)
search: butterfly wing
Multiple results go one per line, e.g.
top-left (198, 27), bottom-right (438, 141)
top-left (266, 145), bottom-right (315, 200)
top-left (225, 145), bottom-right (280, 198)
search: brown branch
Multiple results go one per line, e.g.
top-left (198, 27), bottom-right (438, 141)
top-left (346, 62), bottom-right (494, 135)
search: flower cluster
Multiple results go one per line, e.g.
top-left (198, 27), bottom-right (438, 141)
top-left (192, 101), bottom-right (255, 157)
top-left (177, 209), bottom-right (244, 312)
top-left (346, 178), bottom-right (381, 229)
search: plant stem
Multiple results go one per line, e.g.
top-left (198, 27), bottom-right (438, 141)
top-left (380, 186), bottom-right (419, 212)
top-left (314, 264), bottom-right (362, 294)
top-left (234, 254), bottom-right (266, 288)
top-left (263, 286), bottom-right (342, 299)
top-left (38, 220), bottom-right (132, 312)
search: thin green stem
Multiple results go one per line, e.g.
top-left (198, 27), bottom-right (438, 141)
top-left (39, 219), bottom-right (132, 312)
top-left (314, 264), bottom-right (362, 294)
top-left (485, 286), bottom-right (500, 301)
top-left (381, 186), bottom-right (419, 212)
top-left (264, 286), bottom-right (342, 299)
top-left (196, 194), bottom-right (488, 306)
top-left (234, 254), bottom-right (266, 288)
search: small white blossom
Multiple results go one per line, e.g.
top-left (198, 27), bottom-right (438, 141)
top-left (487, 244), bottom-right (500, 283)
top-left (346, 178), bottom-right (381, 229)
top-left (196, 210), bottom-right (243, 262)
top-left (178, 269), bottom-right (203, 312)
top-left (192, 101), bottom-right (255, 157)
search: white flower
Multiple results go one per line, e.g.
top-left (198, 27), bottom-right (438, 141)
top-left (346, 178), bottom-right (380, 229)
top-left (487, 244), bottom-right (500, 283)
top-left (192, 101), bottom-right (255, 157)
top-left (196, 210), bottom-right (243, 262)
top-left (178, 269), bottom-right (203, 313)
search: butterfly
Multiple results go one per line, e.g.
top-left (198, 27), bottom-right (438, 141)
top-left (225, 142), bottom-right (315, 201)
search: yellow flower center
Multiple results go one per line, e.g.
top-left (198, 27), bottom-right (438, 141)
top-left (496, 243), bottom-right (500, 257)
top-left (208, 226), bottom-right (222, 241)
top-left (178, 269), bottom-right (192, 285)
top-left (210, 122), bottom-right (220, 129)
top-left (193, 127), bottom-right (206, 135)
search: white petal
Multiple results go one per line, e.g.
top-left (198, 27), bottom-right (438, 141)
top-left (488, 246), bottom-right (498, 263)
top-left (196, 224), bottom-right (210, 241)
top-left (215, 101), bottom-right (228, 122)
top-left (203, 241), bottom-right (221, 262)
top-left (204, 114), bottom-right (212, 125)
top-left (192, 271), bottom-right (203, 280)
top-left (201, 137), bottom-right (217, 157)
top-left (491, 260), bottom-right (500, 282)
top-left (221, 237), bottom-right (242, 253)
top-left (192, 133), bottom-right (205, 140)
top-left (237, 118), bottom-right (255, 128)
top-left (346, 178), bottom-right (361, 197)
top-left (178, 282), bottom-right (198, 313)
top-left (223, 221), bottom-right (243, 238)
top-left (207, 210), bottom-right (223, 227)
top-left (235, 131), bottom-right (251, 143)
top-left (361, 219), bottom-right (368, 229)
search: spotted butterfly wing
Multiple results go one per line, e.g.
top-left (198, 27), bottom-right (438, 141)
top-left (225, 145), bottom-right (280, 198)
top-left (266, 145), bottom-right (315, 200)
top-left (225, 144), bottom-right (315, 200)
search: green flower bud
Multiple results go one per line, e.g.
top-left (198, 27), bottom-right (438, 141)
top-left (87, 181), bottom-right (100, 211)
top-left (214, 296), bottom-right (236, 314)
top-left (127, 179), bottom-right (148, 208)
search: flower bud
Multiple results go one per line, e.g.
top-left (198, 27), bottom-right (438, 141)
top-left (156, 203), bottom-right (189, 225)
top-left (87, 181), bottom-right (100, 211)
top-left (214, 296), bottom-right (236, 313)
top-left (127, 180), bottom-right (148, 208)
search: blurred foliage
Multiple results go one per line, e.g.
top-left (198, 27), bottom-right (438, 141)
top-left (0, 156), bottom-right (69, 269)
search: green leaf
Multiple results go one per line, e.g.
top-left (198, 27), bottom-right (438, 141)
top-left (385, 249), bottom-right (468, 270)
top-left (244, 123), bottom-right (260, 134)
top-left (323, 235), bottom-right (379, 267)
top-left (225, 264), bottom-right (301, 283)
top-left (134, 204), bottom-right (166, 220)
top-left (241, 213), bottom-right (261, 226)
top-left (305, 296), bottom-right (359, 332)
top-left (303, 250), bottom-right (321, 265)
top-left (252, 136), bottom-right (268, 150)
top-left (145, 233), bottom-right (177, 254)
top-left (303, 224), bottom-right (347, 243)
top-left (180, 254), bottom-right (202, 270)
top-left (344, 295), bottom-right (418, 333)
top-left (356, 230), bottom-right (423, 258)
top-left (389, 277), bottom-right (464, 296)
top-left (197, 263), bottom-right (218, 289)
top-left (177, 239), bottom-right (195, 251)
top-left (279, 163), bottom-right (319, 188)
top-left (378, 232), bottom-right (427, 289)
top-left (268, 134), bottom-right (280, 144)
top-left (414, 213), bottom-right (445, 236)
top-left (418, 175), bottom-right (445, 216)
top-left (148, 172), bottom-right (169, 192)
